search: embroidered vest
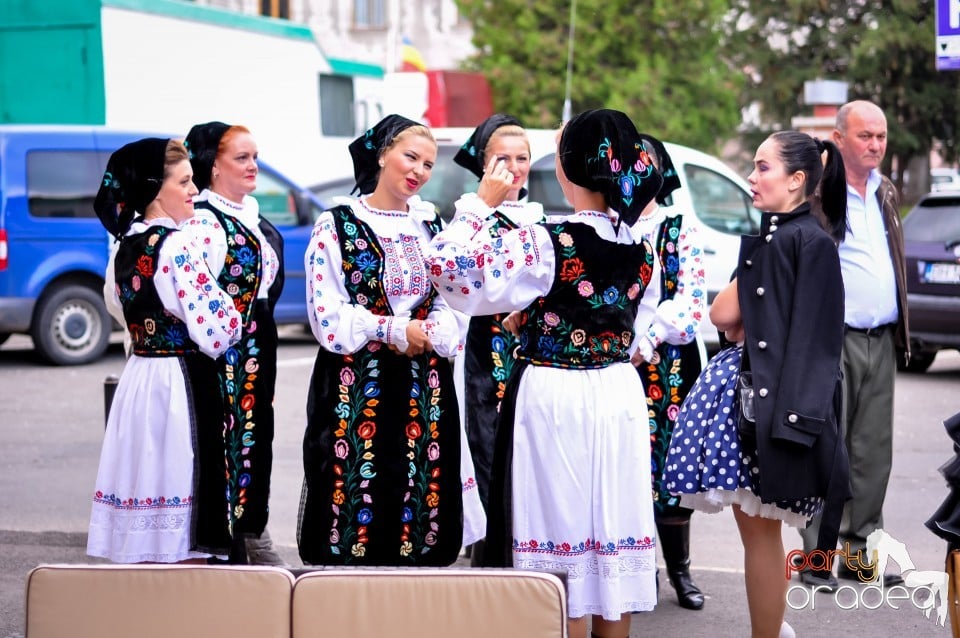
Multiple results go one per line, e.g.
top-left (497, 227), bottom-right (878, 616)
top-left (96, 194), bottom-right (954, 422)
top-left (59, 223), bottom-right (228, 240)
top-left (195, 202), bottom-right (262, 324)
top-left (115, 226), bottom-right (200, 356)
top-left (656, 215), bottom-right (684, 303)
top-left (328, 204), bottom-right (441, 318)
top-left (516, 222), bottom-right (654, 369)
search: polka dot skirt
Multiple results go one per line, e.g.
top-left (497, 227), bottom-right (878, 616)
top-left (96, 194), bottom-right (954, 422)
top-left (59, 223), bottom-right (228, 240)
top-left (662, 345), bottom-right (821, 528)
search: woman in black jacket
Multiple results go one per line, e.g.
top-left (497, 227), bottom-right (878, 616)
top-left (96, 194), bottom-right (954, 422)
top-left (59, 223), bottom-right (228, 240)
top-left (664, 130), bottom-right (849, 638)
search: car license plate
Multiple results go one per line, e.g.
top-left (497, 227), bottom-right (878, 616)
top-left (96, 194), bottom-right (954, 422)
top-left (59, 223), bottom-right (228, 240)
top-left (921, 261), bottom-right (960, 284)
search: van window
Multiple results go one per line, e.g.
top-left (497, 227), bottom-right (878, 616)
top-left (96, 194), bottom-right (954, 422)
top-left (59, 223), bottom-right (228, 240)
top-left (254, 169), bottom-right (298, 226)
top-left (684, 164), bottom-right (759, 235)
top-left (319, 74), bottom-right (356, 137)
top-left (27, 150), bottom-right (109, 218)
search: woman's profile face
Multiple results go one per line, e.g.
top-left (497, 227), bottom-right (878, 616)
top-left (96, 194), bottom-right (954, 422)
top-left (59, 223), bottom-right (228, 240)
top-left (485, 134), bottom-right (530, 201)
top-left (153, 159), bottom-right (198, 224)
top-left (747, 137), bottom-right (799, 212)
top-left (213, 132), bottom-right (258, 200)
top-left (377, 132), bottom-right (436, 202)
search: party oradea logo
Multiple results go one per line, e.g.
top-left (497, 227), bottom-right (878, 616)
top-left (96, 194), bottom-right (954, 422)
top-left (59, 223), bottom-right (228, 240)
top-left (785, 529), bottom-right (948, 627)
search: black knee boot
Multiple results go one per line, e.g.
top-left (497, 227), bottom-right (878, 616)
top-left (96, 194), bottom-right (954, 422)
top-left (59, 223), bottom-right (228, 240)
top-left (657, 519), bottom-right (704, 610)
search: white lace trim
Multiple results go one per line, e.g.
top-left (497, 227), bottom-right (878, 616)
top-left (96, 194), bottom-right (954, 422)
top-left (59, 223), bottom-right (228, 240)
top-left (679, 488), bottom-right (815, 528)
top-left (515, 551), bottom-right (657, 620)
top-left (88, 502), bottom-right (218, 563)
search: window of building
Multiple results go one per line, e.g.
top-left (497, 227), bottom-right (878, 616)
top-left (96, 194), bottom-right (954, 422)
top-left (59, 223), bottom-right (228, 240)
top-left (318, 74), bottom-right (356, 137)
top-left (354, 0), bottom-right (386, 29)
top-left (27, 151), bottom-right (109, 218)
top-left (260, 0), bottom-right (290, 20)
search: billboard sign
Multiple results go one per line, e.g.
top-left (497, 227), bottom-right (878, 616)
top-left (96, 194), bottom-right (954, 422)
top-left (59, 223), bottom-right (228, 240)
top-left (937, 0), bottom-right (960, 70)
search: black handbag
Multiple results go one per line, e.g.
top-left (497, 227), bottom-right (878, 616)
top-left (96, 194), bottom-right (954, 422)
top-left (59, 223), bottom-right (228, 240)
top-left (737, 347), bottom-right (757, 441)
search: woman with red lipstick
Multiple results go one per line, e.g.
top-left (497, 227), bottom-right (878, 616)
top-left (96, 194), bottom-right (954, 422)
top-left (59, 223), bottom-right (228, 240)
top-left (664, 131), bottom-right (849, 638)
top-left (298, 114), bottom-right (465, 566)
top-left (450, 114), bottom-right (545, 563)
top-left (87, 138), bottom-right (242, 563)
top-left (183, 122), bottom-right (284, 565)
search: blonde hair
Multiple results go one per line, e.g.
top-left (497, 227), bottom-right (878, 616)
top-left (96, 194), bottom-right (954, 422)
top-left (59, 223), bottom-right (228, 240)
top-left (164, 140), bottom-right (190, 177)
top-left (382, 125), bottom-right (436, 155)
top-left (483, 124), bottom-right (530, 164)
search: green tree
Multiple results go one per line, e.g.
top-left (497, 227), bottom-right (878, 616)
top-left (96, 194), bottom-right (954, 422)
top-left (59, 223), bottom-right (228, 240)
top-left (455, 0), bottom-right (742, 153)
top-left (724, 0), bottom-right (960, 196)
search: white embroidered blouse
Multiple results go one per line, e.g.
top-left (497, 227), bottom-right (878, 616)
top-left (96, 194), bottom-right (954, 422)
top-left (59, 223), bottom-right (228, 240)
top-left (631, 206), bottom-right (707, 359)
top-left (424, 194), bottom-right (661, 349)
top-left (305, 195), bottom-right (460, 357)
top-left (113, 218), bottom-right (242, 359)
top-left (183, 190), bottom-right (280, 301)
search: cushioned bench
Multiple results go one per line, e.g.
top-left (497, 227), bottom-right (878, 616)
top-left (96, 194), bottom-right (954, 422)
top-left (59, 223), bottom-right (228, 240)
top-left (292, 568), bottom-right (567, 637)
top-left (24, 564), bottom-right (567, 637)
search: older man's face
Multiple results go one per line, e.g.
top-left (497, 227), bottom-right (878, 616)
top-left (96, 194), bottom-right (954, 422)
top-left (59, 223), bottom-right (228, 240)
top-left (834, 107), bottom-right (887, 175)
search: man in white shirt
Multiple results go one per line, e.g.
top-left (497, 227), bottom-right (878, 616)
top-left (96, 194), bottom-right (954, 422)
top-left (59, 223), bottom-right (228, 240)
top-left (799, 100), bottom-right (910, 589)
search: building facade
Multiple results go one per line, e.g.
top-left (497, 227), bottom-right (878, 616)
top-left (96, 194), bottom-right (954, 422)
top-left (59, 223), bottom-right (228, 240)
top-left (192, 0), bottom-right (476, 72)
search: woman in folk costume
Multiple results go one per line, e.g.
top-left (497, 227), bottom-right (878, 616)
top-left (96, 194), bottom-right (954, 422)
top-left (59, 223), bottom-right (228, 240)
top-left (451, 114), bottom-right (545, 563)
top-left (87, 138), bottom-right (242, 563)
top-left (426, 109), bottom-right (664, 638)
top-left (182, 122), bottom-right (282, 564)
top-left (298, 115), bottom-right (469, 566)
top-left (629, 135), bottom-right (708, 610)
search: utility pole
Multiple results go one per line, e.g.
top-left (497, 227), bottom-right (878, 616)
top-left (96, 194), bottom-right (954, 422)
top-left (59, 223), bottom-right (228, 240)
top-left (562, 0), bottom-right (577, 124)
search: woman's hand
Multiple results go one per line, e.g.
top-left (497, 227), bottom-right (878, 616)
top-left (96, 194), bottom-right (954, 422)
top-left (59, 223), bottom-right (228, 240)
top-left (724, 323), bottom-right (745, 344)
top-left (502, 311), bottom-right (525, 337)
top-left (403, 319), bottom-right (434, 356)
top-left (477, 156), bottom-right (515, 209)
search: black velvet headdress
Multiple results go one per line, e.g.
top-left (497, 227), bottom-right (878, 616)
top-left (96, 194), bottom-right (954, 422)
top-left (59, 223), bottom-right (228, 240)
top-left (453, 113), bottom-right (527, 199)
top-left (348, 114), bottom-right (420, 196)
top-left (93, 137), bottom-right (169, 240)
top-left (639, 134), bottom-right (682, 206)
top-left (184, 121), bottom-right (230, 192)
top-left (558, 109), bottom-right (663, 228)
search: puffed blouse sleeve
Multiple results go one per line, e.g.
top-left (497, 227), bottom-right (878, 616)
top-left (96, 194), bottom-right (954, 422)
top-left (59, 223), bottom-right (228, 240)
top-left (305, 211), bottom-right (414, 355)
top-left (645, 217), bottom-right (706, 349)
top-left (424, 198), bottom-right (556, 316)
top-left (181, 210), bottom-right (228, 279)
top-left (152, 231), bottom-right (242, 359)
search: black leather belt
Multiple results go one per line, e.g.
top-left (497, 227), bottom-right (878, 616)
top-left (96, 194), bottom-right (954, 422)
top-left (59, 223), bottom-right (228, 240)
top-left (845, 323), bottom-right (893, 337)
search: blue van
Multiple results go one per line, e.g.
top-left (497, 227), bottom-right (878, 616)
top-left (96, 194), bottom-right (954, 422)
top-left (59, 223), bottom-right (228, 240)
top-left (0, 125), bottom-right (326, 365)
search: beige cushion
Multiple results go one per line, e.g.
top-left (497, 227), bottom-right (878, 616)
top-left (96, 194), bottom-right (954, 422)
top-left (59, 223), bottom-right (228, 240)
top-left (291, 568), bottom-right (567, 638)
top-left (25, 564), bottom-right (294, 638)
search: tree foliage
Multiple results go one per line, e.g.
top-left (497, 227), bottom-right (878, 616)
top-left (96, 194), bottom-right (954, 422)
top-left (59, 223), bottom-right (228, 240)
top-left (454, 0), bottom-right (742, 153)
top-left (724, 0), bottom-right (960, 192)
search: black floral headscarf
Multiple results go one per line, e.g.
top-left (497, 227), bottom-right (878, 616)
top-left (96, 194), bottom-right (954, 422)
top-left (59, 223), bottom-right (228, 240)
top-left (184, 121), bottom-right (230, 193)
top-left (348, 114), bottom-right (420, 196)
top-left (453, 113), bottom-right (528, 199)
top-left (558, 109), bottom-right (663, 228)
top-left (93, 137), bottom-right (170, 240)
top-left (639, 133), bottom-right (682, 206)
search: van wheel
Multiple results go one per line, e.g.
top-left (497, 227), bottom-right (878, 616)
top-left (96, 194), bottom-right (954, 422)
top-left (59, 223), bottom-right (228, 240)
top-left (31, 284), bottom-right (111, 365)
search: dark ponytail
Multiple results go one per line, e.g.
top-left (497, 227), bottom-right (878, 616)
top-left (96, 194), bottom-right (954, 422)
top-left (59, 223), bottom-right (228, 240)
top-left (770, 130), bottom-right (848, 243)
top-left (818, 139), bottom-right (847, 244)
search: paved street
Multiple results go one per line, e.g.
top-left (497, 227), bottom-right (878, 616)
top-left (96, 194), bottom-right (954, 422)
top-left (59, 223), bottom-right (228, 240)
top-left (1, 330), bottom-right (956, 636)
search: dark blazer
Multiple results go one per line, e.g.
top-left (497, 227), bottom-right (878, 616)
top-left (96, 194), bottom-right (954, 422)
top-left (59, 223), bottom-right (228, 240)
top-left (737, 203), bottom-right (849, 502)
top-left (875, 176), bottom-right (910, 360)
